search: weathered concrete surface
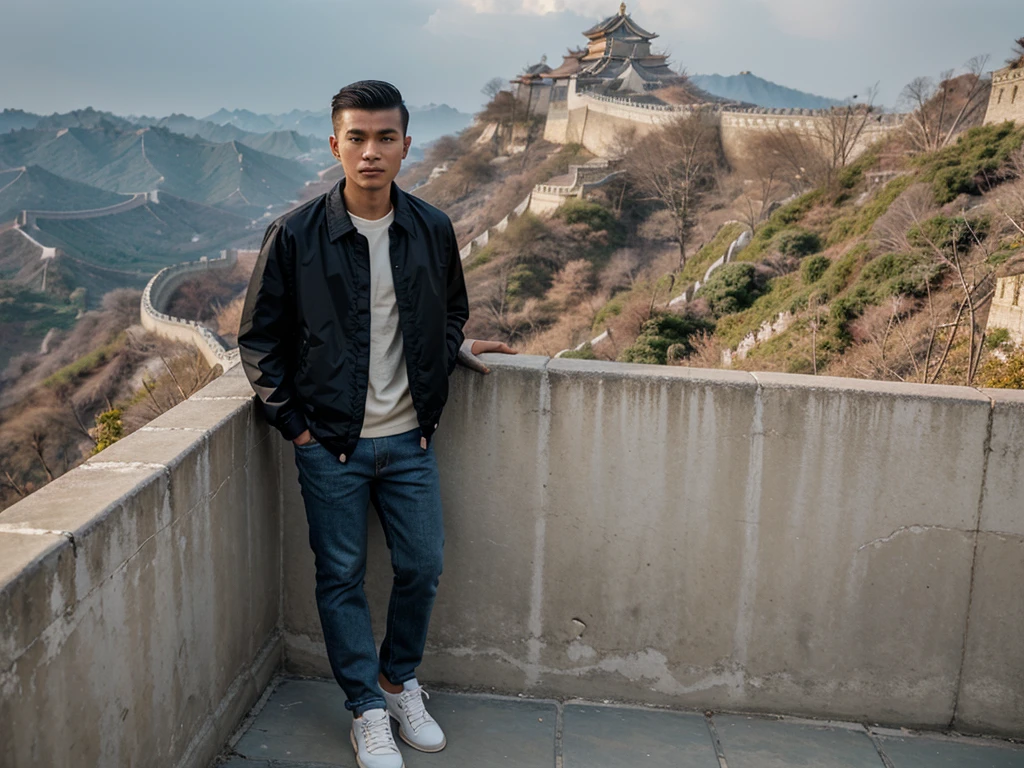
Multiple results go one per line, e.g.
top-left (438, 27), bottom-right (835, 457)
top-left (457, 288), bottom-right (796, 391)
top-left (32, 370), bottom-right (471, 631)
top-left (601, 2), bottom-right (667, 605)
top-left (232, 678), bottom-right (557, 767)
top-left (7, 352), bottom-right (1024, 766)
top-left (222, 677), bottom-right (1024, 768)
top-left (278, 357), bottom-right (1020, 736)
top-left (955, 389), bottom-right (1024, 736)
top-left (0, 366), bottom-right (282, 768)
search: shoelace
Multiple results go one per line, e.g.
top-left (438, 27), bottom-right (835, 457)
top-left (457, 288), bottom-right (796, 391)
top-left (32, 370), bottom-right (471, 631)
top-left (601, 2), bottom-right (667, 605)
top-left (360, 713), bottom-right (399, 754)
top-left (398, 686), bottom-right (434, 732)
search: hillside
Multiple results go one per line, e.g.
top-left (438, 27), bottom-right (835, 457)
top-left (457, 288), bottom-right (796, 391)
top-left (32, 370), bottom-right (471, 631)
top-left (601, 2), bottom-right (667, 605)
top-left (0, 125), bottom-right (316, 213)
top-left (690, 73), bottom-right (843, 109)
top-left (33, 193), bottom-right (254, 275)
top-left (0, 165), bottom-right (130, 223)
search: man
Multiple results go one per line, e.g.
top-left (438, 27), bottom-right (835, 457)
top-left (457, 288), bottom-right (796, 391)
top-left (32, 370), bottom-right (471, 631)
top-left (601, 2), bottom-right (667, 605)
top-left (238, 80), bottom-right (513, 768)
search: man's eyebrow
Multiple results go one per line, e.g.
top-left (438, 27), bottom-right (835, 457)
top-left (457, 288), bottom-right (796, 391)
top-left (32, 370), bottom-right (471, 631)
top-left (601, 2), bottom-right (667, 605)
top-left (344, 127), bottom-right (400, 136)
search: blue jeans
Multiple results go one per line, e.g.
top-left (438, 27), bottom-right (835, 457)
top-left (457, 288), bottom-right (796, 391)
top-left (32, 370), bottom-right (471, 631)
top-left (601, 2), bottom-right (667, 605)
top-left (293, 427), bottom-right (444, 716)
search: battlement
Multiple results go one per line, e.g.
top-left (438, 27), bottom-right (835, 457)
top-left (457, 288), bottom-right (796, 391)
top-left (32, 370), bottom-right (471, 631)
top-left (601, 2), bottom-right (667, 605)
top-left (984, 65), bottom-right (1024, 125)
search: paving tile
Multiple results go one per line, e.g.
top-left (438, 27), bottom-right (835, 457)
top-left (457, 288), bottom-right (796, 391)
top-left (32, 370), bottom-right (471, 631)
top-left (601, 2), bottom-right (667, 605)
top-left (714, 715), bottom-right (885, 768)
top-left (562, 704), bottom-right (719, 768)
top-left (878, 735), bottom-right (1024, 768)
top-left (233, 678), bottom-right (556, 767)
top-left (400, 693), bottom-right (555, 768)
top-left (234, 678), bottom-right (354, 765)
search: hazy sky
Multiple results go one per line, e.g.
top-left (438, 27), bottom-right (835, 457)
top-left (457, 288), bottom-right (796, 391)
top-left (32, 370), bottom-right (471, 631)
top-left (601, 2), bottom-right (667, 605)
top-left (2, 0), bottom-right (1022, 119)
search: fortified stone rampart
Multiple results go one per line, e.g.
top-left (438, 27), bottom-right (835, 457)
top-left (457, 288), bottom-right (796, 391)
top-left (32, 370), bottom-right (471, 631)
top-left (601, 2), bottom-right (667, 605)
top-left (985, 65), bottom-right (1024, 126)
top-left (986, 273), bottom-right (1024, 344)
top-left (545, 77), bottom-right (906, 169)
top-left (17, 192), bottom-right (154, 229)
top-left (140, 250), bottom-right (248, 370)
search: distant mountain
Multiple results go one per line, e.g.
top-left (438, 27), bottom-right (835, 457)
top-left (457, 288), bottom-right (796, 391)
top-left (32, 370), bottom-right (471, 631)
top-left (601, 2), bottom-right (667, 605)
top-left (0, 109), bottom-right (41, 134)
top-left (204, 104), bottom-right (474, 146)
top-left (202, 108), bottom-right (278, 134)
top-left (0, 125), bottom-right (315, 214)
top-left (0, 165), bottom-right (129, 223)
top-left (690, 73), bottom-right (843, 110)
top-left (33, 107), bottom-right (137, 132)
top-left (130, 114), bottom-right (333, 165)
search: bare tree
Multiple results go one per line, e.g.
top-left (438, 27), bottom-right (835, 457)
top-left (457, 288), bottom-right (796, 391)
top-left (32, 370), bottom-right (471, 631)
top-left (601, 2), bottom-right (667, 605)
top-left (481, 77), bottom-right (506, 101)
top-left (737, 133), bottom-right (786, 233)
top-left (911, 211), bottom-right (996, 384)
top-left (1007, 36), bottom-right (1024, 68)
top-left (900, 57), bottom-right (991, 153)
top-left (623, 111), bottom-right (722, 270)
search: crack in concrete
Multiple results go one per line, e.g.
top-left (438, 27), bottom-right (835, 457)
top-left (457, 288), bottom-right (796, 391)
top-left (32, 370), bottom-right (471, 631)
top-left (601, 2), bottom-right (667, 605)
top-left (0, 525), bottom-right (76, 555)
top-left (856, 525), bottom-right (973, 552)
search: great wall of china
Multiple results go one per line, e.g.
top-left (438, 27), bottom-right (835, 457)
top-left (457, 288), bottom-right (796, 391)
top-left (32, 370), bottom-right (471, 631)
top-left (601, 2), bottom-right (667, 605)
top-left (139, 250), bottom-right (249, 371)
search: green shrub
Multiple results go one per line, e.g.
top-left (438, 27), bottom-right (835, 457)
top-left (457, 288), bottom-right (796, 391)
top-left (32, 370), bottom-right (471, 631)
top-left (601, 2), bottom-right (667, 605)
top-left (986, 327), bottom-right (1012, 351)
top-left (826, 175), bottom-right (914, 246)
top-left (801, 254), bottom-right (831, 284)
top-left (506, 262), bottom-right (551, 304)
top-left (907, 214), bottom-right (985, 252)
top-left (914, 123), bottom-right (1024, 204)
top-left (618, 313), bottom-right (715, 365)
top-left (592, 296), bottom-right (624, 329)
top-left (775, 228), bottom-right (822, 257)
top-left (696, 262), bottom-right (761, 317)
top-left (554, 198), bottom-right (616, 231)
top-left (561, 343), bottom-right (597, 360)
top-left (859, 252), bottom-right (942, 299)
top-left (91, 408), bottom-right (124, 454)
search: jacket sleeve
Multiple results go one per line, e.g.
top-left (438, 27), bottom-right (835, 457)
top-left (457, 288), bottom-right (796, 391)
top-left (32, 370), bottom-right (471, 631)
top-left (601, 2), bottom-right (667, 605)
top-left (444, 219), bottom-right (470, 376)
top-left (237, 221), bottom-right (309, 440)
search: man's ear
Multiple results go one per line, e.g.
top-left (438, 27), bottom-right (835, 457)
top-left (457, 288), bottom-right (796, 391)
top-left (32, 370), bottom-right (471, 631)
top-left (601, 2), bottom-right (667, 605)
top-left (403, 135), bottom-right (412, 159)
top-left (329, 134), bottom-right (341, 162)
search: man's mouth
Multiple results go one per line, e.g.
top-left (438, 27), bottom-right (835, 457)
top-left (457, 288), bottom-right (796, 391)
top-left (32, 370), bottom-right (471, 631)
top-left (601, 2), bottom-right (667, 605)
top-left (360, 168), bottom-right (385, 175)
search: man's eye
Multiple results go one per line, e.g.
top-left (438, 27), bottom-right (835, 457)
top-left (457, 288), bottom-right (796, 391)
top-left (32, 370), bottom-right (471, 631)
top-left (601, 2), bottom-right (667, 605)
top-left (349, 137), bottom-right (362, 143)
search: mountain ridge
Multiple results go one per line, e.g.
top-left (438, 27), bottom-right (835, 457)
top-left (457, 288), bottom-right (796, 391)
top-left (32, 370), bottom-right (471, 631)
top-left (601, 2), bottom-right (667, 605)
top-left (690, 73), bottom-right (843, 110)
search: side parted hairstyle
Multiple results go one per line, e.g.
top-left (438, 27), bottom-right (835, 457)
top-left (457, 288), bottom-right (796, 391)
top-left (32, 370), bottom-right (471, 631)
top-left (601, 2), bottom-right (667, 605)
top-left (330, 80), bottom-right (410, 136)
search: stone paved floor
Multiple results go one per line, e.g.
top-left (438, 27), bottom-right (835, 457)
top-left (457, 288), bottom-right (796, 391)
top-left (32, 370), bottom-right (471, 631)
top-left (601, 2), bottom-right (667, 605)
top-left (217, 678), bottom-right (1024, 768)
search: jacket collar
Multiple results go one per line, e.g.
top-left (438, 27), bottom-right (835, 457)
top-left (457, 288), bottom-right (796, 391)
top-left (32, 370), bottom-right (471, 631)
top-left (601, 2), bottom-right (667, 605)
top-left (326, 177), bottom-right (417, 242)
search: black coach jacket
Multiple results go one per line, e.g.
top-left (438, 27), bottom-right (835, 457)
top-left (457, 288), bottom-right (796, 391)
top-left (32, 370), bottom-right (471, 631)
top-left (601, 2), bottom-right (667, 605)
top-left (237, 178), bottom-right (469, 461)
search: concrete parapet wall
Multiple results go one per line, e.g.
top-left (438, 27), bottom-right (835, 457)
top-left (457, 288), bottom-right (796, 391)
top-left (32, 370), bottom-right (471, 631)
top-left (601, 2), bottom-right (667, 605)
top-left (4, 358), bottom-right (1024, 768)
top-left (140, 251), bottom-right (242, 370)
top-left (0, 366), bottom-right (281, 767)
top-left (283, 357), bottom-right (1024, 737)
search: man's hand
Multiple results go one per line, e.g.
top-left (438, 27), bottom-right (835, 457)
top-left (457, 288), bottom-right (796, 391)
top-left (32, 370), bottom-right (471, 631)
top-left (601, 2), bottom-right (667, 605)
top-left (471, 340), bottom-right (516, 356)
top-left (293, 429), bottom-right (314, 446)
top-left (458, 338), bottom-right (518, 375)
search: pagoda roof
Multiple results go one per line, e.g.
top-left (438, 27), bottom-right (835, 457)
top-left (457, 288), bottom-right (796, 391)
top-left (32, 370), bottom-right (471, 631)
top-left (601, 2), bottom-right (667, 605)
top-left (546, 48), bottom-right (588, 79)
top-left (583, 4), bottom-right (657, 41)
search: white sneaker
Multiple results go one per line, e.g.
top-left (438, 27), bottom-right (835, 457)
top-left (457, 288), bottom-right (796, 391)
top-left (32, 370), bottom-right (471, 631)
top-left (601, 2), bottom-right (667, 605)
top-left (383, 678), bottom-right (447, 753)
top-left (350, 708), bottom-right (404, 768)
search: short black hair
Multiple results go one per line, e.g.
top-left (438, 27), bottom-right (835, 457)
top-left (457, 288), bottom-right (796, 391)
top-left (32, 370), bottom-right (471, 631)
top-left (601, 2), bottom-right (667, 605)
top-left (331, 80), bottom-right (410, 136)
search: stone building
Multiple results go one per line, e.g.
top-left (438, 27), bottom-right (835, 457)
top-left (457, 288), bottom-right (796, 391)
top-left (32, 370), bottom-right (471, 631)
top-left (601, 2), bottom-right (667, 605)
top-left (984, 62), bottom-right (1024, 125)
top-left (986, 273), bottom-right (1024, 345)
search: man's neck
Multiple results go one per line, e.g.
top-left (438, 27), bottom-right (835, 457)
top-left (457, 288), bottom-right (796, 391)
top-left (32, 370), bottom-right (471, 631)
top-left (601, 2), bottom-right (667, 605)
top-left (343, 182), bottom-right (393, 221)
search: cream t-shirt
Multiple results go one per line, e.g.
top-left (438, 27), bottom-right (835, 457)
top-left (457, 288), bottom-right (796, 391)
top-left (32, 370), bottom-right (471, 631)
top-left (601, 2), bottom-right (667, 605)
top-left (350, 209), bottom-right (419, 438)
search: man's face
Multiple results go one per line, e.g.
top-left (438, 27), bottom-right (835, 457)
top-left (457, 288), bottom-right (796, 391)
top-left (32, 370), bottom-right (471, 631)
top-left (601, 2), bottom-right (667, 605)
top-left (329, 108), bottom-right (411, 192)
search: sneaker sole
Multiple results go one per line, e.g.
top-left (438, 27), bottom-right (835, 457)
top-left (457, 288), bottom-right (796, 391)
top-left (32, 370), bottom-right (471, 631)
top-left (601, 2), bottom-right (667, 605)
top-left (394, 721), bottom-right (447, 753)
top-left (350, 728), bottom-right (405, 768)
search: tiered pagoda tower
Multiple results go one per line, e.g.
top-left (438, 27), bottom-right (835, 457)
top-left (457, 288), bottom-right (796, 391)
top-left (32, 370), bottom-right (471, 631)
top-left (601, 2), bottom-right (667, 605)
top-left (575, 3), bottom-right (682, 93)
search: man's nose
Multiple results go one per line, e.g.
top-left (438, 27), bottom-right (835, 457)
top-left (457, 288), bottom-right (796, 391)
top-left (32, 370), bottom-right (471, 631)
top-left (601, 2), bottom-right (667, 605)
top-left (362, 143), bottom-right (381, 159)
